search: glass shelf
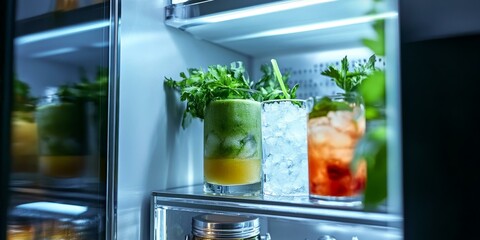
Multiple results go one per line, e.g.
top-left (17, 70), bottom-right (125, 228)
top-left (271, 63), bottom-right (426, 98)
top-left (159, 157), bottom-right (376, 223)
top-left (16, 2), bottom-right (109, 37)
top-left (14, 2), bottom-right (110, 65)
top-left (164, 0), bottom-right (398, 57)
top-left (153, 185), bottom-right (402, 240)
top-left (152, 184), bottom-right (402, 227)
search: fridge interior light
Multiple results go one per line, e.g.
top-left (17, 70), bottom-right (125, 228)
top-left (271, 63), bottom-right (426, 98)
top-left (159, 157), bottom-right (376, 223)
top-left (31, 47), bottom-right (78, 58)
top-left (17, 202), bottom-right (88, 216)
top-left (15, 20), bottom-right (109, 45)
top-left (197, 0), bottom-right (337, 24)
top-left (217, 11), bottom-right (399, 43)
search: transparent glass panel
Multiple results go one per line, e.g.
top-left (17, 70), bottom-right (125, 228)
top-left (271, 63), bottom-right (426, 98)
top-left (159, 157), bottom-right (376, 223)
top-left (8, 1), bottom-right (110, 239)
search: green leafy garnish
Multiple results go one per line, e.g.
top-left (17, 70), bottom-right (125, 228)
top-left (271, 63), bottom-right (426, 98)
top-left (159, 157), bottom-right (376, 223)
top-left (352, 122), bottom-right (387, 210)
top-left (13, 75), bottom-right (36, 112)
top-left (57, 67), bottom-right (108, 105)
top-left (308, 97), bottom-right (352, 119)
top-left (321, 54), bottom-right (377, 93)
top-left (362, 20), bottom-right (385, 56)
top-left (252, 63), bottom-right (298, 101)
top-left (165, 61), bottom-right (258, 128)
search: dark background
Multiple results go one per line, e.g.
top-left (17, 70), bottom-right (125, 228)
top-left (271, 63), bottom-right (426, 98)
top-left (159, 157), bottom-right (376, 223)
top-left (400, 0), bottom-right (480, 239)
top-left (1, 0), bottom-right (15, 239)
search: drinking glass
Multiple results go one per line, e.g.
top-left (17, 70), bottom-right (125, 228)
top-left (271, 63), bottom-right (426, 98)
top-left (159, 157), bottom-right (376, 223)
top-left (203, 99), bottom-right (262, 196)
top-left (261, 99), bottom-right (309, 197)
top-left (308, 92), bottom-right (366, 203)
top-left (11, 109), bottom-right (39, 186)
top-left (36, 88), bottom-right (88, 188)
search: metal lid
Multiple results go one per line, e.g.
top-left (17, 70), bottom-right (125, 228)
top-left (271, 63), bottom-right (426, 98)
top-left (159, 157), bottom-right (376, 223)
top-left (192, 214), bottom-right (260, 238)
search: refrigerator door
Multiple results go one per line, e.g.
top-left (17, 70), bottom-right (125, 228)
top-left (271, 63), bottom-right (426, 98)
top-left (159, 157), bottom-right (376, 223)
top-left (4, 1), bottom-right (113, 239)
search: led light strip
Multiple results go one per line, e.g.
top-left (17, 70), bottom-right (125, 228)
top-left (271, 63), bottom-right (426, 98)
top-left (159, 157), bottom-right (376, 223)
top-left (17, 202), bottom-right (88, 215)
top-left (217, 11), bottom-right (398, 43)
top-left (31, 47), bottom-right (78, 58)
top-left (197, 0), bottom-right (337, 24)
top-left (16, 20), bottom-right (109, 45)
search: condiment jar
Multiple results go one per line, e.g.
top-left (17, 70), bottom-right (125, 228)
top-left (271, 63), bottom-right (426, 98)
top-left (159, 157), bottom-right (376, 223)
top-left (186, 214), bottom-right (270, 240)
top-left (7, 216), bottom-right (35, 240)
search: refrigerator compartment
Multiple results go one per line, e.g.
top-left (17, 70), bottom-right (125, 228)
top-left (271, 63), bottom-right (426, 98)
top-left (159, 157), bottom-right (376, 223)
top-left (165, 0), bottom-right (397, 57)
top-left (15, 1), bottom-right (109, 69)
top-left (152, 185), bottom-right (402, 240)
top-left (14, 0), bottom-right (110, 77)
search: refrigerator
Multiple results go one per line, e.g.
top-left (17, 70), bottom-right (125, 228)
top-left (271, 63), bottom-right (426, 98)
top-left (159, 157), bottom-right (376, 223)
top-left (2, 0), bottom-right (480, 240)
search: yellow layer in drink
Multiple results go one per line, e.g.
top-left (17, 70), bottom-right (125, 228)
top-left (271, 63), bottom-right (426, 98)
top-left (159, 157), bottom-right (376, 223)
top-left (204, 158), bottom-right (261, 185)
top-left (39, 156), bottom-right (86, 178)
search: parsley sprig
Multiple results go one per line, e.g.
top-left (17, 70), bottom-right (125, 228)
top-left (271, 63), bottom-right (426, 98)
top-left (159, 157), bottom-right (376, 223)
top-left (165, 60), bottom-right (300, 128)
top-left (321, 54), bottom-right (377, 92)
top-left (165, 61), bottom-right (258, 128)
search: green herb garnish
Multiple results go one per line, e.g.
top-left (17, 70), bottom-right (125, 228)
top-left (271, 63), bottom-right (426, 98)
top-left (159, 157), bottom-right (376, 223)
top-left (321, 54), bottom-right (377, 93)
top-left (13, 75), bottom-right (36, 112)
top-left (57, 67), bottom-right (108, 104)
top-left (165, 61), bottom-right (258, 128)
top-left (252, 62), bottom-right (298, 101)
top-left (309, 54), bottom-right (377, 117)
top-left (308, 97), bottom-right (352, 119)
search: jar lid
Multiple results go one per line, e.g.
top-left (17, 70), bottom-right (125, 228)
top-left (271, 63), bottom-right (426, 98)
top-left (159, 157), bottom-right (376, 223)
top-left (192, 214), bottom-right (260, 239)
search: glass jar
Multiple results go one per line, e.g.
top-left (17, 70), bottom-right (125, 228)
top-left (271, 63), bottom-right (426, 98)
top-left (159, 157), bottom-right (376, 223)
top-left (307, 92), bottom-right (366, 203)
top-left (7, 216), bottom-right (35, 240)
top-left (186, 214), bottom-right (270, 240)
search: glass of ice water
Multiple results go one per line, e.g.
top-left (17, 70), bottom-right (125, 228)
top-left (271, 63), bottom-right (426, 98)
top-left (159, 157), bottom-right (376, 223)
top-left (261, 99), bottom-right (310, 197)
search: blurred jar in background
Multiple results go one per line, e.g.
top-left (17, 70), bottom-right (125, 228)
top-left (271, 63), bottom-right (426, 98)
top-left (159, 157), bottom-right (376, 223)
top-left (7, 216), bottom-right (35, 240)
top-left (53, 217), bottom-right (100, 240)
top-left (55, 0), bottom-right (78, 11)
top-left (50, 218), bottom-right (76, 240)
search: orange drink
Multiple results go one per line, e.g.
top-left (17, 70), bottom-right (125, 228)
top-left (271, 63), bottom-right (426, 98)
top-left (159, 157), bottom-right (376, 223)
top-left (308, 93), bottom-right (366, 200)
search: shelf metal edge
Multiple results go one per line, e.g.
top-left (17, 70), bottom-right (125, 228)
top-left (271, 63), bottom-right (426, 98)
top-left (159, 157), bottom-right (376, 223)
top-left (164, 0), bottom-right (335, 30)
top-left (152, 190), bottom-right (402, 228)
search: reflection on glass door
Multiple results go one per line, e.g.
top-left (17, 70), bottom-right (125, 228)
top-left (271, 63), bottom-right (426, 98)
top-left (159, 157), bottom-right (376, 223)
top-left (8, 1), bottom-right (109, 239)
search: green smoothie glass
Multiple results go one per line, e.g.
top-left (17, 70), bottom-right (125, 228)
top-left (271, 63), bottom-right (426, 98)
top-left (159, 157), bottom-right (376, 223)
top-left (203, 99), bottom-right (262, 196)
top-left (36, 88), bottom-right (87, 187)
